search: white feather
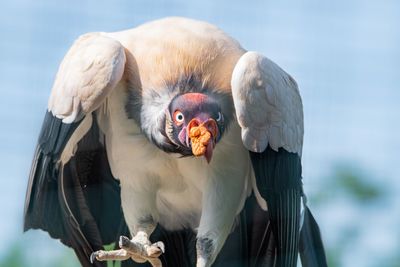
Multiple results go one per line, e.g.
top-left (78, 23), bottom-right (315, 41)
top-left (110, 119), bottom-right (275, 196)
top-left (48, 33), bottom-right (126, 122)
top-left (96, 84), bottom-right (252, 238)
top-left (60, 114), bottom-right (93, 164)
top-left (231, 51), bottom-right (304, 156)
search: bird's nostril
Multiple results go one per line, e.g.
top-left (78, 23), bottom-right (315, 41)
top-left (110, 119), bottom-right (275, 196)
top-left (187, 119), bottom-right (201, 138)
top-left (204, 120), bottom-right (218, 137)
top-left (188, 119), bottom-right (200, 128)
top-left (205, 122), bottom-right (213, 131)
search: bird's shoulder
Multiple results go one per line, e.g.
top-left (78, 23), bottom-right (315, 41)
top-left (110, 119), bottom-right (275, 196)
top-left (106, 17), bottom-right (246, 93)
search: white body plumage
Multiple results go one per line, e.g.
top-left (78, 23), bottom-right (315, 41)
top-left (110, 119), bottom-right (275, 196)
top-left (96, 83), bottom-right (252, 253)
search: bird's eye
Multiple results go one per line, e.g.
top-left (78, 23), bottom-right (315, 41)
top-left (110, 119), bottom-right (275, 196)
top-left (173, 110), bottom-right (185, 125)
top-left (216, 112), bottom-right (223, 122)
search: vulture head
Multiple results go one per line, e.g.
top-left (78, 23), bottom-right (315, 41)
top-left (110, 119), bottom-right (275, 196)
top-left (130, 75), bottom-right (234, 163)
top-left (165, 92), bottom-right (225, 163)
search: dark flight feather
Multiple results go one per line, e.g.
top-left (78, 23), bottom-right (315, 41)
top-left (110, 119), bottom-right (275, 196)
top-left (248, 146), bottom-right (328, 267)
top-left (24, 111), bottom-right (80, 237)
top-left (299, 207), bottom-right (328, 267)
top-left (24, 112), bottom-right (126, 267)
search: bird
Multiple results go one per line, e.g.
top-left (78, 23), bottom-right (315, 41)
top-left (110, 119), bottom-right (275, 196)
top-left (23, 17), bottom-right (327, 267)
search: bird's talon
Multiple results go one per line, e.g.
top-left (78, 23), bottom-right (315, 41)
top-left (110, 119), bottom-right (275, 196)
top-left (90, 251), bottom-right (100, 263)
top-left (155, 241), bottom-right (165, 254)
top-left (146, 244), bottom-right (163, 258)
top-left (119, 235), bottom-right (131, 248)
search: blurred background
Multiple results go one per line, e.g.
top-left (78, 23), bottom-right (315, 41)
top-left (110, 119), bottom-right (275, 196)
top-left (0, 0), bottom-right (399, 266)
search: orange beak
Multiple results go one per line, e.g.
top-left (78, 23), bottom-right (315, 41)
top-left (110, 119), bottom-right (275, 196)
top-left (187, 118), bottom-right (218, 163)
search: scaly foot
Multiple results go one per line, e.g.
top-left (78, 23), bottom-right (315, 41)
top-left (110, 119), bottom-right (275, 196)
top-left (90, 233), bottom-right (165, 267)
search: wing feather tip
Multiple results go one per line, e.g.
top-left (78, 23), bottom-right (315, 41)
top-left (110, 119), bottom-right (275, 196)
top-left (241, 127), bottom-right (268, 153)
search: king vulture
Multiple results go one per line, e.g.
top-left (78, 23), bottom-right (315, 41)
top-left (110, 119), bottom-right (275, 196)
top-left (24, 17), bottom-right (327, 267)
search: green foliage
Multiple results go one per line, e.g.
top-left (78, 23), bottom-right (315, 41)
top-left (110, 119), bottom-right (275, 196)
top-left (0, 244), bottom-right (27, 267)
top-left (0, 240), bottom-right (125, 267)
top-left (326, 246), bottom-right (341, 267)
top-left (48, 249), bottom-right (80, 267)
top-left (104, 243), bottom-right (121, 267)
top-left (312, 162), bottom-right (393, 267)
top-left (0, 239), bottom-right (80, 267)
top-left (311, 163), bottom-right (386, 206)
top-left (335, 167), bottom-right (385, 202)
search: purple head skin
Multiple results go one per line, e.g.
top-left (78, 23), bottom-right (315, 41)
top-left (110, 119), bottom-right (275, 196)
top-left (166, 92), bottom-right (225, 162)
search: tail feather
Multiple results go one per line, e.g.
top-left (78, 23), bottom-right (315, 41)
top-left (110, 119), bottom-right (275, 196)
top-left (299, 207), bottom-right (328, 267)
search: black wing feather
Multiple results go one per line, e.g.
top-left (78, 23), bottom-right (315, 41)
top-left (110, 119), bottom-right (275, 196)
top-left (299, 207), bottom-right (328, 267)
top-left (24, 111), bottom-right (80, 237)
top-left (243, 194), bottom-right (276, 267)
top-left (24, 112), bottom-right (126, 267)
top-left (247, 145), bottom-right (328, 267)
top-left (249, 146), bottom-right (302, 267)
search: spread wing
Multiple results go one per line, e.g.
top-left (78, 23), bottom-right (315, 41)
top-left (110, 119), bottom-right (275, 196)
top-left (231, 51), bottom-right (327, 266)
top-left (23, 33), bottom-right (129, 267)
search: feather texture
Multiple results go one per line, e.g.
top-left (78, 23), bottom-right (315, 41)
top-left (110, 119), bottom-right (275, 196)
top-left (299, 207), bottom-right (328, 267)
top-left (24, 111), bottom-right (80, 235)
top-left (249, 147), bottom-right (302, 267)
top-left (231, 51), bottom-right (303, 155)
top-left (48, 33), bottom-right (126, 123)
top-left (24, 112), bottom-right (127, 267)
